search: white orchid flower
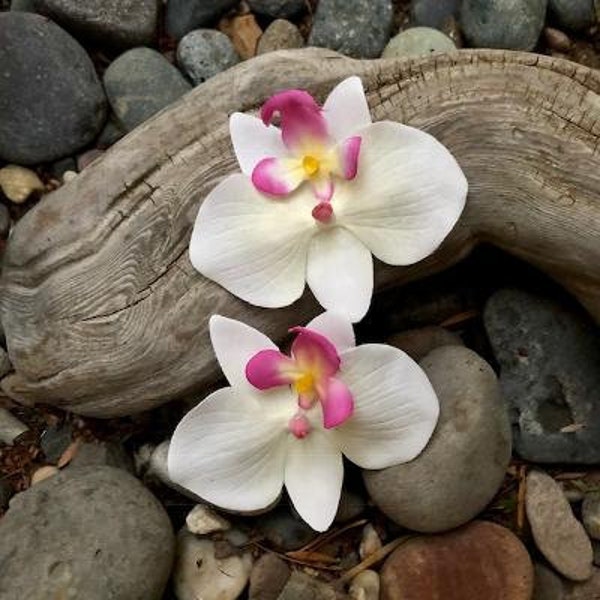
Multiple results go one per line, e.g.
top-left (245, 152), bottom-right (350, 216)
top-left (189, 76), bottom-right (468, 322)
top-left (168, 311), bottom-right (439, 532)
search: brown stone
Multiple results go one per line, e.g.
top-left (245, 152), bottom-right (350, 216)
top-left (257, 19), bottom-right (304, 54)
top-left (249, 553), bottom-right (290, 600)
top-left (380, 521), bottom-right (534, 600)
top-left (526, 470), bottom-right (593, 582)
top-left (219, 13), bottom-right (262, 59)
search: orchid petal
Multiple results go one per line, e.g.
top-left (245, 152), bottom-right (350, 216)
top-left (246, 349), bottom-right (298, 389)
top-left (229, 112), bottom-right (287, 176)
top-left (306, 227), bottom-right (373, 323)
top-left (190, 173), bottom-right (315, 308)
top-left (252, 157), bottom-right (305, 197)
top-left (290, 326), bottom-right (340, 376)
top-left (333, 344), bottom-right (439, 470)
top-left (284, 431), bottom-right (343, 531)
top-left (318, 376), bottom-right (354, 429)
top-left (337, 136), bottom-right (362, 180)
top-left (305, 312), bottom-right (356, 353)
top-left (209, 315), bottom-right (279, 390)
top-left (335, 121), bottom-right (467, 265)
top-left (168, 386), bottom-right (296, 511)
top-left (261, 89), bottom-right (329, 149)
top-left (322, 76), bottom-right (372, 142)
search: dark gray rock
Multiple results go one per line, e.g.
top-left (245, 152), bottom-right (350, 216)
top-left (382, 27), bottom-right (457, 58)
top-left (460, 0), bottom-right (547, 51)
top-left (549, 0), bottom-right (595, 31)
top-left (484, 288), bottom-right (600, 464)
top-left (247, 0), bottom-right (305, 19)
top-left (69, 440), bottom-right (134, 472)
top-left (308, 0), bottom-right (394, 58)
top-left (259, 507), bottom-right (319, 551)
top-left (0, 13), bottom-right (107, 165)
top-left (166, 0), bottom-right (239, 40)
top-left (104, 48), bottom-right (192, 131)
top-left (364, 346), bottom-right (512, 533)
top-left (533, 562), bottom-right (564, 600)
top-left (10, 0), bottom-right (36, 10)
top-left (411, 0), bottom-right (459, 28)
top-left (0, 480), bottom-right (13, 509)
top-left (0, 204), bottom-right (10, 239)
top-left (386, 325), bottom-right (462, 362)
top-left (40, 423), bottom-right (72, 463)
top-left (277, 571), bottom-right (338, 600)
top-left (49, 156), bottom-right (77, 179)
top-left (257, 19), bottom-right (304, 54)
top-left (249, 553), bottom-right (291, 600)
top-left (0, 466), bottom-right (174, 600)
top-left (33, 0), bottom-right (160, 50)
top-left (177, 29), bottom-right (239, 85)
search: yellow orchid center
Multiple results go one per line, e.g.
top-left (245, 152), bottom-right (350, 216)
top-left (302, 155), bottom-right (320, 178)
top-left (293, 371), bottom-right (316, 396)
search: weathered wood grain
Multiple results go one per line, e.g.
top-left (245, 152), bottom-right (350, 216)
top-left (1, 48), bottom-right (599, 417)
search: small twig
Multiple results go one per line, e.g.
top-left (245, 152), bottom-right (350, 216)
top-left (517, 464), bottom-right (527, 533)
top-left (251, 541), bottom-right (342, 571)
top-left (336, 535), bottom-right (412, 586)
top-left (440, 309), bottom-right (479, 328)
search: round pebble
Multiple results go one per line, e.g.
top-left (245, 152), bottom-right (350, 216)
top-left (104, 47), bottom-right (192, 131)
top-left (177, 29), bottom-right (239, 85)
top-left (380, 521), bottom-right (534, 599)
top-left (526, 470), bottom-right (593, 581)
top-left (257, 19), bottom-right (304, 54)
top-left (0, 466), bottom-right (175, 600)
top-left (350, 570), bottom-right (380, 600)
top-left (382, 27), bottom-right (456, 58)
top-left (248, 0), bottom-right (305, 19)
top-left (0, 165), bottom-right (44, 204)
top-left (166, 0), bottom-right (239, 40)
top-left (549, 0), bottom-right (595, 31)
top-left (309, 0), bottom-right (394, 59)
top-left (364, 346), bottom-right (512, 532)
top-left (0, 13), bottom-right (107, 164)
top-left (33, 0), bottom-right (159, 50)
top-left (461, 0), bottom-right (547, 51)
top-left (173, 528), bottom-right (252, 600)
top-left (249, 553), bottom-right (291, 600)
top-left (185, 503), bottom-right (230, 535)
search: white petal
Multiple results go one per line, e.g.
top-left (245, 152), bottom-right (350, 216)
top-left (190, 174), bottom-right (315, 309)
top-left (333, 344), bottom-right (439, 470)
top-left (229, 112), bottom-right (287, 175)
top-left (305, 311), bottom-right (356, 353)
top-left (209, 315), bottom-right (278, 390)
top-left (306, 227), bottom-right (373, 323)
top-left (335, 121), bottom-right (468, 265)
top-left (284, 431), bottom-right (343, 531)
top-left (168, 386), bottom-right (296, 511)
top-left (322, 76), bottom-right (372, 142)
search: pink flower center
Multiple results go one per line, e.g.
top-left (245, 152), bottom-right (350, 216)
top-left (245, 326), bottom-right (355, 434)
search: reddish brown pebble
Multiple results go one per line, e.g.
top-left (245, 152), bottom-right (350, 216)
top-left (380, 521), bottom-right (533, 600)
top-left (219, 14), bottom-right (262, 59)
top-left (544, 27), bottom-right (572, 52)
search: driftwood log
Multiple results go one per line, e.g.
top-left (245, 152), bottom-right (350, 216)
top-left (1, 48), bottom-right (599, 417)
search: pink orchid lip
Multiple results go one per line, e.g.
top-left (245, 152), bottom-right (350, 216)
top-left (312, 202), bottom-right (334, 223)
top-left (245, 325), bottom-right (354, 431)
top-left (260, 89), bottom-right (329, 150)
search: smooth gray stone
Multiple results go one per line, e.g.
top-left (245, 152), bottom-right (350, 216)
top-left (0, 466), bottom-right (175, 600)
top-left (364, 346), bottom-right (512, 532)
top-left (0, 13), bottom-right (107, 164)
top-left (166, 0), bottom-right (239, 40)
top-left (411, 0), bottom-right (459, 28)
top-left (484, 288), bottom-right (600, 463)
top-left (104, 47), bottom-right (192, 131)
top-left (309, 0), bottom-right (394, 58)
top-left (549, 0), bottom-right (595, 31)
top-left (382, 27), bottom-right (457, 58)
top-left (461, 0), bottom-right (548, 51)
top-left (177, 29), bottom-right (239, 85)
top-left (33, 0), bottom-right (160, 49)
